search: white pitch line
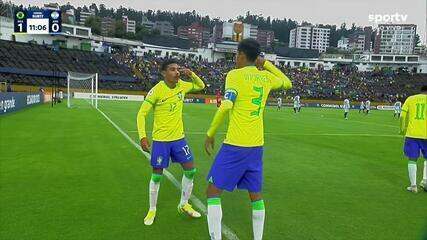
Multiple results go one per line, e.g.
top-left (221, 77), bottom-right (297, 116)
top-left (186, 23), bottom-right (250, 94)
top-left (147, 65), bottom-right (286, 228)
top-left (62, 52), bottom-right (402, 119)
top-left (96, 108), bottom-right (239, 240)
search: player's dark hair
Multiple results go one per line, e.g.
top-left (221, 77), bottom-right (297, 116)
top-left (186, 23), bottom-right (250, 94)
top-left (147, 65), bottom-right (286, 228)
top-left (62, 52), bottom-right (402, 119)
top-left (421, 85), bottom-right (427, 92)
top-left (161, 58), bottom-right (179, 71)
top-left (237, 39), bottom-right (261, 62)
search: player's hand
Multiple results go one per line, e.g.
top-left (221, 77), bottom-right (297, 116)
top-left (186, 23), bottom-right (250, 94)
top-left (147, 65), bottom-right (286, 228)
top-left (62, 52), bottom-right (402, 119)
top-left (255, 56), bottom-right (266, 70)
top-left (140, 137), bottom-right (151, 153)
top-left (180, 68), bottom-right (193, 78)
top-left (205, 136), bottom-right (215, 156)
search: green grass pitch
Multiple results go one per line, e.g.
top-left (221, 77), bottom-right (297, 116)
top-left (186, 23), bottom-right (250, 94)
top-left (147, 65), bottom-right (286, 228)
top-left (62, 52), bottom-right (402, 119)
top-left (1, 100), bottom-right (426, 240)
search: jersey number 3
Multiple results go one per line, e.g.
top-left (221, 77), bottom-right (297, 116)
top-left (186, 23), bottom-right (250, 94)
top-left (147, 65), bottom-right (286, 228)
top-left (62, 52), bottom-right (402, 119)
top-left (251, 86), bottom-right (263, 116)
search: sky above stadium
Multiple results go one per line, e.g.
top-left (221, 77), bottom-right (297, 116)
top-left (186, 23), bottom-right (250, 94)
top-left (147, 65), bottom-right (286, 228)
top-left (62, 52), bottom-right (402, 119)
top-left (12, 0), bottom-right (427, 43)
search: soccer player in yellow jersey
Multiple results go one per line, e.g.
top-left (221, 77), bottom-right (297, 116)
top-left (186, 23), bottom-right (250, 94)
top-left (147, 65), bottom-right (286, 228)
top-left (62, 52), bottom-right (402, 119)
top-left (137, 59), bottom-right (205, 225)
top-left (204, 39), bottom-right (292, 240)
top-left (400, 85), bottom-right (427, 193)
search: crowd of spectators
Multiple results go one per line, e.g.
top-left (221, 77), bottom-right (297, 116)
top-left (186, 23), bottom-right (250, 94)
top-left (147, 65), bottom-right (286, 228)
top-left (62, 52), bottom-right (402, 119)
top-left (2, 46), bottom-right (426, 103)
top-left (117, 52), bottom-right (426, 102)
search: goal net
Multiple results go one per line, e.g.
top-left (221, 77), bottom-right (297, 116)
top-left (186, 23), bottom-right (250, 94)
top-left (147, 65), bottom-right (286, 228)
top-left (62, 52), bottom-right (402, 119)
top-left (67, 72), bottom-right (98, 108)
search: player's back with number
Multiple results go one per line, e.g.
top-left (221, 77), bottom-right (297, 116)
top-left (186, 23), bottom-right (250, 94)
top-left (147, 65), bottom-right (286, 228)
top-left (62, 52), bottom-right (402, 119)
top-left (224, 64), bottom-right (290, 146)
top-left (400, 87), bottom-right (427, 193)
top-left (402, 94), bottom-right (427, 139)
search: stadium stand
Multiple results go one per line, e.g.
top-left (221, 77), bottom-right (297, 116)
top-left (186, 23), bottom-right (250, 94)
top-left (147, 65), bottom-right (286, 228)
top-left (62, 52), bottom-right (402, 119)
top-left (0, 40), bottom-right (140, 91)
top-left (1, 39), bottom-right (426, 101)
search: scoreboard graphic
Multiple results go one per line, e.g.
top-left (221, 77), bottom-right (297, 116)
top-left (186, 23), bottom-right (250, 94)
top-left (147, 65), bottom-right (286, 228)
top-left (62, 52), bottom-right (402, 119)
top-left (14, 9), bottom-right (62, 34)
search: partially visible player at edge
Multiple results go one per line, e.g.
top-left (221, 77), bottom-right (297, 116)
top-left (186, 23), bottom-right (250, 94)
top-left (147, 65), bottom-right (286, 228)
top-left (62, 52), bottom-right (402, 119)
top-left (293, 95), bottom-right (301, 113)
top-left (137, 59), bottom-right (205, 225)
top-left (343, 98), bottom-right (350, 120)
top-left (204, 39), bottom-right (292, 240)
top-left (400, 85), bottom-right (427, 193)
top-left (394, 100), bottom-right (402, 118)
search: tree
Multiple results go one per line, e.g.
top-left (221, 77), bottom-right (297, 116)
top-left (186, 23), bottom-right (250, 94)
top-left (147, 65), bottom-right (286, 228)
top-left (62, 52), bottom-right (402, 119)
top-left (415, 34), bottom-right (421, 46)
top-left (125, 32), bottom-right (136, 40)
top-left (135, 25), bottom-right (150, 40)
top-left (152, 28), bottom-right (160, 35)
top-left (114, 20), bottom-right (126, 38)
top-left (84, 16), bottom-right (101, 35)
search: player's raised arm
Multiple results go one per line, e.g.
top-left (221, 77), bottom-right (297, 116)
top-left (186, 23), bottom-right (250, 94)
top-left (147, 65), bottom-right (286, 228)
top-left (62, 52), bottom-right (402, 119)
top-left (399, 98), bottom-right (409, 135)
top-left (137, 89), bottom-right (156, 152)
top-left (261, 59), bottom-right (292, 90)
top-left (205, 72), bottom-right (237, 155)
top-left (181, 68), bottom-right (205, 93)
top-left (189, 71), bottom-right (205, 91)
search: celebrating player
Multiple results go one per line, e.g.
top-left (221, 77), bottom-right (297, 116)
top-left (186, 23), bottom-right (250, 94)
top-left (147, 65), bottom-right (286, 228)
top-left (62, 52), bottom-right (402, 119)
top-left (204, 39), bottom-right (292, 240)
top-left (394, 100), bottom-right (402, 118)
top-left (343, 98), bottom-right (350, 120)
top-left (400, 85), bottom-right (427, 193)
top-left (137, 59), bottom-right (205, 225)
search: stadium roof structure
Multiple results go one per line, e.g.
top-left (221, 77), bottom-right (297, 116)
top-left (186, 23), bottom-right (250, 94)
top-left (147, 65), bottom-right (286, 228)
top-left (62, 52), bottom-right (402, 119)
top-left (274, 47), bottom-right (320, 59)
top-left (92, 35), bottom-right (143, 47)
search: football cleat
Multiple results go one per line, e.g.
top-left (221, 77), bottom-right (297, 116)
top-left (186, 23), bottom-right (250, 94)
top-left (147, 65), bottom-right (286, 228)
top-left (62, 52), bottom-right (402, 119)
top-left (144, 209), bottom-right (156, 226)
top-left (178, 203), bottom-right (201, 218)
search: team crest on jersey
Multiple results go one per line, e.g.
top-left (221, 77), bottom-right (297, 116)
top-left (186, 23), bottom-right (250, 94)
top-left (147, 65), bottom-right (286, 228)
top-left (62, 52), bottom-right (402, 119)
top-left (156, 156), bottom-right (163, 166)
top-left (147, 89), bottom-right (154, 97)
top-left (177, 92), bottom-right (183, 100)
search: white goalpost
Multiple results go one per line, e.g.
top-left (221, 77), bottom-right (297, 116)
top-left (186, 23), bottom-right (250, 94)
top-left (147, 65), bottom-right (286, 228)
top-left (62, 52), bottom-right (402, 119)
top-left (67, 72), bottom-right (98, 109)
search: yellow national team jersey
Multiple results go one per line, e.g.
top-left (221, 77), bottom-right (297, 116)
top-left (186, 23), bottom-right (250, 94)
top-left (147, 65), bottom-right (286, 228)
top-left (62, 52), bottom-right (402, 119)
top-left (401, 94), bottom-right (427, 139)
top-left (137, 73), bottom-right (205, 141)
top-left (221, 61), bottom-right (291, 147)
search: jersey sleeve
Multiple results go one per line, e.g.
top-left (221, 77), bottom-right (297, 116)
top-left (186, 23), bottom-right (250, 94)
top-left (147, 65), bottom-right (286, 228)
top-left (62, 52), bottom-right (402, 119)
top-left (137, 101), bottom-right (153, 140)
top-left (402, 98), bottom-right (410, 113)
top-left (400, 97), bottom-right (412, 134)
top-left (263, 61), bottom-right (292, 90)
top-left (206, 71), bottom-right (238, 137)
top-left (223, 70), bottom-right (239, 103)
top-left (182, 72), bottom-right (206, 94)
top-left (180, 80), bottom-right (193, 94)
top-left (144, 86), bottom-right (158, 105)
top-left (137, 86), bottom-right (158, 140)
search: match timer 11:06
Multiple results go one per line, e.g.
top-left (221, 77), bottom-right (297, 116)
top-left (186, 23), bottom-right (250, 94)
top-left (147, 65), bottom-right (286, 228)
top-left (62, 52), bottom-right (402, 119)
top-left (14, 9), bottom-right (62, 34)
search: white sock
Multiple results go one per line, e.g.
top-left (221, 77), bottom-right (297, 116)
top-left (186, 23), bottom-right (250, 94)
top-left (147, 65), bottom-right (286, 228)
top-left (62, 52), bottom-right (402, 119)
top-left (149, 179), bottom-right (160, 211)
top-left (252, 200), bottom-right (265, 240)
top-left (423, 161), bottom-right (427, 183)
top-left (179, 175), bottom-right (194, 206)
top-left (207, 198), bottom-right (222, 240)
top-left (408, 162), bottom-right (417, 187)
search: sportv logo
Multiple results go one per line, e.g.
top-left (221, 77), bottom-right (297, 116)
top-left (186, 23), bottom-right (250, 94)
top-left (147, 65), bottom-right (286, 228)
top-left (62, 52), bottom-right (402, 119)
top-left (0, 97), bottom-right (16, 113)
top-left (369, 13), bottom-right (408, 24)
